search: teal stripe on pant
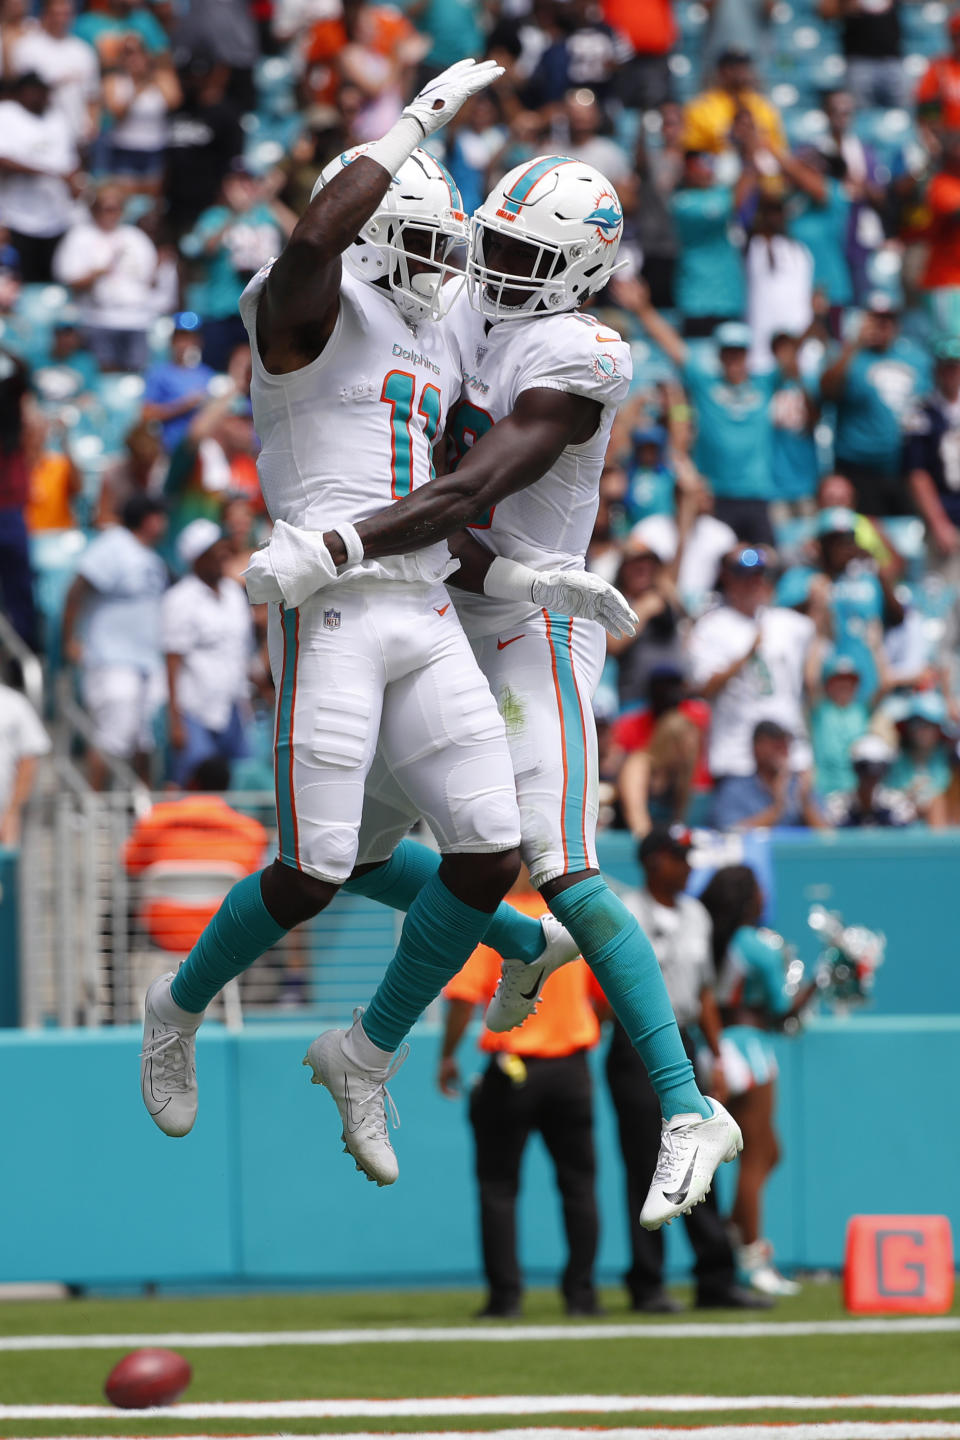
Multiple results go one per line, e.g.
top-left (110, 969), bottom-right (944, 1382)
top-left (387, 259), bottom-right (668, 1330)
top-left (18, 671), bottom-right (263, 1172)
top-left (275, 605), bottom-right (299, 868)
top-left (545, 610), bottom-right (589, 872)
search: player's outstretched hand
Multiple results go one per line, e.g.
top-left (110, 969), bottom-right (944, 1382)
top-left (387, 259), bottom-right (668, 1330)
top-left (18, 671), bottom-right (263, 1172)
top-left (530, 570), bottom-right (639, 640)
top-left (403, 58), bottom-right (505, 139)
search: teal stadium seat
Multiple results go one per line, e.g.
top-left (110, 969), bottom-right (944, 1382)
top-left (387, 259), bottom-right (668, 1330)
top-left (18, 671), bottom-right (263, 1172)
top-left (29, 527), bottom-right (90, 667)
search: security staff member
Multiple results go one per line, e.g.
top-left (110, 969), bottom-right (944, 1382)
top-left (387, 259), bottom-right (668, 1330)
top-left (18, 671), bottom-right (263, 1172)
top-left (604, 826), bottom-right (771, 1311)
top-left (438, 872), bottom-right (600, 1319)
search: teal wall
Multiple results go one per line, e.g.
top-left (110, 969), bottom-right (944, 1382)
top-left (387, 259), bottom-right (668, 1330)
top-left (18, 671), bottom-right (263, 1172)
top-left (1, 1015), bottom-right (957, 1289)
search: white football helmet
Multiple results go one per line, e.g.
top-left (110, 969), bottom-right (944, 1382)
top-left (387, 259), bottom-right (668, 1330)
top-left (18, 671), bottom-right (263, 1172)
top-left (466, 154), bottom-right (625, 322)
top-left (311, 146), bottom-right (467, 322)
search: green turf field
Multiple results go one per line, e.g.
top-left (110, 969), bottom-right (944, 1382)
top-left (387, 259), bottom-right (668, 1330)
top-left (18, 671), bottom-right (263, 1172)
top-left (0, 1281), bottom-right (958, 1436)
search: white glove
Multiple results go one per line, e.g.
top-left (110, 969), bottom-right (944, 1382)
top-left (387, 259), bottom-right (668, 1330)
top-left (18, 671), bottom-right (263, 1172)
top-left (531, 569), bottom-right (639, 639)
top-left (402, 58), bottom-right (505, 138)
top-left (244, 519), bottom-right (340, 607)
top-left (483, 556), bottom-right (638, 639)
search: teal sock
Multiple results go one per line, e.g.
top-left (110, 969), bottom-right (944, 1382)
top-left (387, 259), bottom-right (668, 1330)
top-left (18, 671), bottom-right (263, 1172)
top-left (345, 839), bottom-right (546, 965)
top-left (170, 870), bottom-right (289, 1013)
top-left (361, 872), bottom-right (496, 1052)
top-left (548, 875), bottom-right (709, 1120)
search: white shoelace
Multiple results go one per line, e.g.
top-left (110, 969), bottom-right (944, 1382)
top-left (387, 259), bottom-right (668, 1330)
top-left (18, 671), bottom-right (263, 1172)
top-left (351, 1043), bottom-right (409, 1140)
top-left (652, 1123), bottom-right (685, 1184)
top-left (140, 1028), bottom-right (195, 1092)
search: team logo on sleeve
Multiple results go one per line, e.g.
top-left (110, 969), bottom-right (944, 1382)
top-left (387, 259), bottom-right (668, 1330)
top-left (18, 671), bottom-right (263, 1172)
top-left (323, 608), bottom-right (341, 631)
top-left (593, 352), bottom-right (621, 380)
top-left (584, 192), bottom-right (623, 246)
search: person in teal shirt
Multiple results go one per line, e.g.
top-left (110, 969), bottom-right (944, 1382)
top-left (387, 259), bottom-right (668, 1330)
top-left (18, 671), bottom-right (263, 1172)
top-left (820, 295), bottom-right (932, 515)
top-left (670, 154), bottom-right (745, 330)
top-left (787, 174), bottom-right (853, 310)
top-left (888, 691), bottom-right (953, 823)
top-left (181, 165), bottom-right (290, 371)
top-left (624, 426), bottom-right (675, 524)
top-left (401, 0), bottom-right (484, 67)
top-left (814, 505), bottom-right (902, 703)
top-left (769, 333), bottom-right (820, 505)
top-left (74, 0), bottom-right (168, 58)
top-left (811, 652), bottom-right (870, 796)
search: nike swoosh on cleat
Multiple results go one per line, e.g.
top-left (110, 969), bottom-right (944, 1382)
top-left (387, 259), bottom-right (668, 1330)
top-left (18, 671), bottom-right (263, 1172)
top-left (343, 1073), bottom-right (364, 1134)
top-left (662, 1148), bottom-right (699, 1207)
top-left (497, 635), bottom-right (524, 650)
top-left (519, 968), bottom-right (545, 1001)
top-left (434, 604), bottom-right (450, 616)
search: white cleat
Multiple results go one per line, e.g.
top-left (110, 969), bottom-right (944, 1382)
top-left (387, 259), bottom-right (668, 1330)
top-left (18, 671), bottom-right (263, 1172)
top-left (303, 1027), bottom-right (407, 1187)
top-left (739, 1239), bottom-right (801, 1297)
top-left (140, 972), bottom-right (203, 1137)
top-left (639, 1098), bottom-right (742, 1230)
top-left (484, 915), bottom-right (581, 1032)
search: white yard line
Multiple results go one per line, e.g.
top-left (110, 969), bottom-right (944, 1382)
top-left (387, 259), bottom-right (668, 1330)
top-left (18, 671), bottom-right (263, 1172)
top-left (2, 1394), bottom-right (960, 1420)
top-left (1, 1318), bottom-right (958, 1352)
top-left (7, 1428), bottom-right (960, 1440)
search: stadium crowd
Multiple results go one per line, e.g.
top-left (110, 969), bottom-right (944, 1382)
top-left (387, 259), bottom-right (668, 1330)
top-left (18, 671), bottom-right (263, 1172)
top-left (1, 0), bottom-right (960, 841)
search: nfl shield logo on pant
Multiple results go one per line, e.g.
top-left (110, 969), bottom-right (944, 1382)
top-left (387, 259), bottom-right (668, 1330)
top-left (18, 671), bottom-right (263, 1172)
top-left (323, 608), bottom-right (341, 631)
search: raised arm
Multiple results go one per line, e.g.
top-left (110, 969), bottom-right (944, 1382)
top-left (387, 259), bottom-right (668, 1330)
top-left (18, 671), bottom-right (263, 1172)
top-left (255, 58), bottom-right (504, 375)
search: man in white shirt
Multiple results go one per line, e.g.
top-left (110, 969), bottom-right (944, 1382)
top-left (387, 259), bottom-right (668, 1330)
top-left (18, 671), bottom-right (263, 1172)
top-left (0, 71), bottom-right (79, 283)
top-left (745, 193), bottom-right (814, 372)
top-left (162, 517), bottom-right (254, 788)
top-left (61, 493), bottom-right (168, 789)
top-left (0, 679), bottom-right (51, 847)
top-left (53, 182), bottom-right (159, 372)
top-left (12, 0), bottom-right (100, 144)
top-left (687, 543), bottom-right (815, 781)
top-left (605, 827), bottom-right (769, 1311)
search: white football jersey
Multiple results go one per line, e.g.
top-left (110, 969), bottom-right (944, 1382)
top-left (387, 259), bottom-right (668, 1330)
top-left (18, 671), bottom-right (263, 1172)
top-left (444, 291), bottom-right (632, 637)
top-left (239, 263), bottom-right (463, 587)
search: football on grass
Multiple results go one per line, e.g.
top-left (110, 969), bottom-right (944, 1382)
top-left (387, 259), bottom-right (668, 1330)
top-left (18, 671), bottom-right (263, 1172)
top-left (104, 1348), bottom-right (192, 1408)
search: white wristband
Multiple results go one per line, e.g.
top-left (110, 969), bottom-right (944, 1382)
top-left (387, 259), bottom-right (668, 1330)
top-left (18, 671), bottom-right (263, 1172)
top-left (332, 522), bottom-right (364, 568)
top-left (483, 555), bottom-right (537, 604)
top-left (363, 115), bottom-right (426, 181)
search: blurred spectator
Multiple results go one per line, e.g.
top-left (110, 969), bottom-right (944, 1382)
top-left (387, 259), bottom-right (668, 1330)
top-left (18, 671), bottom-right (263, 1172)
top-left (634, 301), bottom-right (777, 544)
top-left (405, 0), bottom-right (485, 74)
top-left (701, 0), bottom-right (773, 82)
top-left (823, 732), bottom-right (916, 826)
top-left (171, 0), bottom-right (260, 116)
top-left (12, 0), bottom-right (100, 146)
top-left (744, 194), bottom-right (814, 373)
top-left (810, 653), bottom-right (870, 797)
top-left (0, 675), bottom-right (49, 847)
top-left (561, 90), bottom-right (631, 189)
top-left (687, 544), bottom-right (816, 783)
top-left (0, 348), bottom-right (37, 649)
top-left (944, 740), bottom-right (960, 825)
top-left (814, 90), bottom-right (886, 306)
top-left (444, 92), bottom-right (506, 217)
top-left (0, 0), bottom-right (38, 66)
top-left (182, 162), bottom-right (294, 371)
top-left (524, 0), bottom-right (632, 109)
top-left (820, 295), bottom-right (932, 516)
top-left (142, 311), bottom-right (215, 453)
top-left (607, 539), bottom-right (685, 710)
top-left (904, 336), bottom-right (960, 580)
top-left (164, 54), bottom-right (244, 237)
top-left (605, 0), bottom-right (673, 111)
top-left (667, 152), bottom-right (745, 334)
top-left (628, 114), bottom-right (681, 309)
top-left (52, 183), bottom-right (160, 372)
top-left (0, 70), bottom-right (79, 284)
top-left (819, 0), bottom-right (908, 111)
top-left (888, 691), bottom-right (952, 825)
top-left (682, 48), bottom-right (784, 155)
top-left (74, 0), bottom-right (168, 67)
top-left (102, 31), bottom-right (181, 179)
top-left (123, 753), bottom-right (267, 951)
top-left (164, 344), bottom-right (259, 531)
top-left (22, 411), bottom-right (80, 531)
top-left (61, 493), bottom-right (168, 789)
top-left (163, 518), bottom-right (254, 787)
top-left (916, 14), bottom-right (960, 136)
top-left (807, 505), bottom-right (903, 703)
top-left (220, 492), bottom-right (261, 585)
top-left (700, 865), bottom-right (813, 1296)
top-left (96, 418), bottom-right (165, 525)
top-left (769, 331), bottom-right (820, 512)
top-left (919, 132), bottom-right (960, 338)
top-left (42, 310), bottom-right (100, 394)
top-left (614, 665), bottom-right (709, 836)
top-left (633, 480), bottom-right (738, 617)
top-left (586, 461), bottom-right (629, 583)
top-left (438, 874), bottom-right (601, 1319)
top-left (710, 718), bottom-right (823, 830)
top-left (623, 424), bottom-right (673, 525)
top-left (606, 827), bottom-right (768, 1312)
top-left (786, 146), bottom-right (855, 325)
